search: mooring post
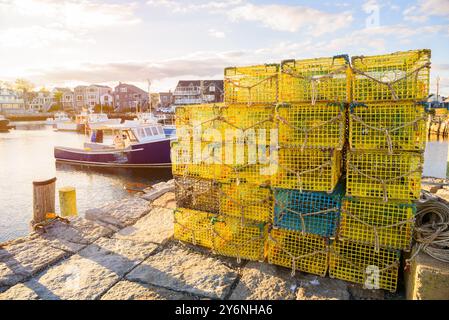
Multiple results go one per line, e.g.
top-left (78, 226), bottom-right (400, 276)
top-left (32, 177), bottom-right (57, 227)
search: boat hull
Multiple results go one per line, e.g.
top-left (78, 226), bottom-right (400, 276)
top-left (0, 119), bottom-right (10, 132)
top-left (54, 139), bottom-right (172, 168)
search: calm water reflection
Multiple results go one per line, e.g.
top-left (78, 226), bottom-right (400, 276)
top-left (0, 123), bottom-right (172, 242)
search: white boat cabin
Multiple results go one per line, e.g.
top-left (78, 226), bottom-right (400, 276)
top-left (86, 123), bottom-right (167, 150)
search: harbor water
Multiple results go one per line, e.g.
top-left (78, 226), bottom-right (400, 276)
top-left (0, 122), bottom-right (172, 242)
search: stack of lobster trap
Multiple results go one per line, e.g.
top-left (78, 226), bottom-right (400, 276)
top-left (171, 49), bottom-right (431, 293)
top-left (338, 50), bottom-right (430, 292)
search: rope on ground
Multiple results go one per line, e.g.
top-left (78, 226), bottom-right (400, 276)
top-left (406, 191), bottom-right (449, 264)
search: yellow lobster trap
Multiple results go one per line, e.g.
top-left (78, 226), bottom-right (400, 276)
top-left (174, 176), bottom-right (220, 214)
top-left (212, 215), bottom-right (267, 262)
top-left (224, 64), bottom-right (279, 105)
top-left (346, 151), bottom-right (423, 201)
top-left (219, 182), bottom-right (273, 223)
top-left (171, 140), bottom-right (224, 180)
top-left (272, 147), bottom-right (342, 193)
top-left (175, 104), bottom-right (225, 138)
top-left (329, 240), bottom-right (401, 292)
top-left (339, 197), bottom-right (416, 251)
top-left (174, 208), bottom-right (215, 249)
top-left (267, 228), bottom-right (329, 277)
top-left (351, 49), bottom-right (431, 102)
top-left (279, 55), bottom-right (350, 103)
top-left (349, 101), bottom-right (427, 153)
top-left (276, 102), bottom-right (346, 150)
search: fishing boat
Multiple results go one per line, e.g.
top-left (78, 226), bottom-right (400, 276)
top-left (54, 123), bottom-right (174, 168)
top-left (45, 112), bottom-right (70, 125)
top-left (0, 115), bottom-right (10, 132)
top-left (56, 112), bottom-right (121, 132)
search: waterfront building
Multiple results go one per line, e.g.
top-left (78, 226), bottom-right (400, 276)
top-left (0, 88), bottom-right (25, 113)
top-left (113, 82), bottom-right (149, 112)
top-left (28, 91), bottom-right (53, 112)
top-left (173, 80), bottom-right (223, 105)
top-left (159, 91), bottom-right (174, 108)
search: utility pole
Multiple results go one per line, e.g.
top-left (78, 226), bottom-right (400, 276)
top-left (436, 75), bottom-right (440, 105)
top-left (147, 79), bottom-right (152, 114)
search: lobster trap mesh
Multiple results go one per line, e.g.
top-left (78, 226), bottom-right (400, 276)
top-left (351, 49), bottom-right (431, 102)
top-left (329, 240), bottom-right (400, 292)
top-left (267, 228), bottom-right (329, 276)
top-left (225, 64), bottom-right (279, 105)
top-left (175, 103), bottom-right (225, 134)
top-left (174, 176), bottom-right (220, 214)
top-left (346, 151), bottom-right (423, 201)
top-left (272, 147), bottom-right (342, 192)
top-left (273, 184), bottom-right (344, 237)
top-left (219, 182), bottom-right (273, 223)
top-left (339, 197), bottom-right (415, 251)
top-left (276, 102), bottom-right (346, 149)
top-left (171, 140), bottom-right (224, 180)
top-left (212, 215), bottom-right (267, 262)
top-left (279, 55), bottom-right (350, 103)
top-left (349, 102), bottom-right (427, 152)
top-left (174, 208), bottom-right (215, 249)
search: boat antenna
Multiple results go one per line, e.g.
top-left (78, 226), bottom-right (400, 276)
top-left (147, 79), bottom-right (152, 114)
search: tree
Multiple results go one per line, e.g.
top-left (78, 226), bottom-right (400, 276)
top-left (14, 79), bottom-right (34, 109)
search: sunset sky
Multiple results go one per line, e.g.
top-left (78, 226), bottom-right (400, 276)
top-left (0, 0), bottom-right (448, 94)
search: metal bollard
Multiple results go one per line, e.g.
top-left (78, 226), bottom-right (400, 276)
top-left (59, 187), bottom-right (78, 217)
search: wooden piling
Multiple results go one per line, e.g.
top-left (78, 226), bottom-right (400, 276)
top-left (32, 177), bottom-right (57, 227)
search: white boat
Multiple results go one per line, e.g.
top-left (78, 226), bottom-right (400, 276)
top-left (87, 113), bottom-right (121, 129)
top-left (46, 112), bottom-right (70, 125)
top-left (123, 113), bottom-right (158, 126)
top-left (56, 112), bottom-right (121, 132)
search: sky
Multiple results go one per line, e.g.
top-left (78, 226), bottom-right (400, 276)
top-left (0, 0), bottom-right (448, 95)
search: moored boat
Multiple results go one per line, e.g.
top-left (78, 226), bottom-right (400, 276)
top-left (0, 115), bottom-right (11, 132)
top-left (45, 112), bottom-right (70, 125)
top-left (54, 123), bottom-right (174, 168)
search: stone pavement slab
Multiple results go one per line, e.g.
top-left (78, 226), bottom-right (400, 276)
top-left (296, 273), bottom-right (350, 300)
top-left (126, 243), bottom-right (238, 300)
top-left (35, 217), bottom-right (115, 253)
top-left (113, 206), bottom-right (173, 244)
top-left (0, 283), bottom-right (40, 300)
top-left (85, 198), bottom-right (150, 229)
top-left (229, 262), bottom-right (297, 300)
top-left (20, 237), bottom-right (158, 300)
top-left (101, 280), bottom-right (198, 300)
top-left (0, 234), bottom-right (68, 290)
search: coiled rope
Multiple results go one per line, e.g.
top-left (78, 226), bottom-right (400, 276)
top-left (407, 191), bottom-right (449, 264)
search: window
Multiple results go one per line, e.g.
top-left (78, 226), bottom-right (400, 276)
top-left (138, 128), bottom-right (145, 137)
top-left (144, 128), bottom-right (153, 136)
top-left (157, 127), bottom-right (164, 135)
top-left (210, 85), bottom-right (215, 92)
top-left (77, 95), bottom-right (83, 101)
top-left (151, 127), bottom-right (158, 135)
top-left (120, 87), bottom-right (127, 93)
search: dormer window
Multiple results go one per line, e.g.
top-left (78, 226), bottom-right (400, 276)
top-left (210, 85), bottom-right (215, 92)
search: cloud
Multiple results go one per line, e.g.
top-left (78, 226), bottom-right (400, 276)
top-left (0, 0), bottom-right (141, 48)
top-left (147, 0), bottom-right (243, 13)
top-left (228, 3), bottom-right (353, 34)
top-left (147, 0), bottom-right (353, 35)
top-left (208, 28), bottom-right (226, 38)
top-left (404, 0), bottom-right (449, 22)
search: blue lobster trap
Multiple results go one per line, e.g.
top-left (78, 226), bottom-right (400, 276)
top-left (273, 183), bottom-right (345, 237)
